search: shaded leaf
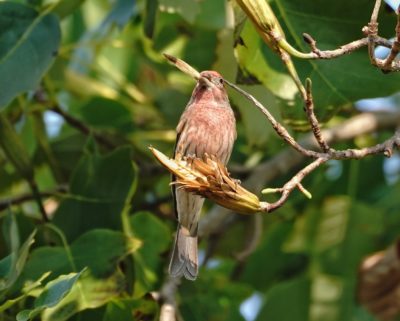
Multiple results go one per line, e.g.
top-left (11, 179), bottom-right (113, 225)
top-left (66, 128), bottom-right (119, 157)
top-left (256, 277), bottom-right (310, 321)
top-left (50, 0), bottom-right (86, 19)
top-left (0, 272), bottom-right (50, 313)
top-left (237, 0), bottom-right (400, 124)
top-left (241, 220), bottom-right (308, 291)
top-left (159, 0), bottom-right (201, 24)
top-left (78, 97), bottom-right (135, 133)
top-left (53, 147), bottom-right (137, 240)
top-left (104, 297), bottom-right (158, 321)
top-left (180, 268), bottom-right (252, 321)
top-left (0, 212), bottom-right (36, 293)
top-left (130, 212), bottom-right (171, 297)
top-left (19, 229), bottom-right (139, 283)
top-left (144, 0), bottom-right (158, 38)
top-left (0, 2), bottom-right (60, 107)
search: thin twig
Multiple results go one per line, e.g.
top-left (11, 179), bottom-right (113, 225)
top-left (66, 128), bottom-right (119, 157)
top-left (237, 0), bottom-right (400, 72)
top-left (382, 7), bottom-right (400, 70)
top-left (27, 180), bottom-right (49, 222)
top-left (0, 186), bottom-right (68, 212)
top-left (371, 0), bottom-right (382, 25)
top-left (224, 80), bottom-right (321, 159)
top-left (302, 35), bottom-right (392, 59)
top-left (261, 157), bottom-right (327, 212)
top-left (162, 54), bottom-right (400, 224)
top-left (225, 79), bottom-right (400, 161)
top-left (51, 105), bottom-right (116, 150)
top-left (303, 79), bottom-right (330, 152)
top-left (330, 128), bottom-right (400, 159)
top-left (199, 111), bottom-right (400, 238)
top-left (163, 53), bottom-right (200, 80)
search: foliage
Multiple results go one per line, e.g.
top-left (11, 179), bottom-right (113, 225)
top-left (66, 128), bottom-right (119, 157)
top-left (0, 0), bottom-right (399, 320)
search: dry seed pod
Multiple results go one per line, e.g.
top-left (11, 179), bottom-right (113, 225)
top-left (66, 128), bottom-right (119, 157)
top-left (149, 147), bottom-right (263, 214)
top-left (358, 241), bottom-right (400, 321)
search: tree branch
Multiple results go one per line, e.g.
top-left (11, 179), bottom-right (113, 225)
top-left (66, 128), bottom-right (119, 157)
top-left (224, 80), bottom-right (400, 162)
top-left (199, 111), bottom-right (400, 237)
top-left (153, 276), bottom-right (181, 321)
top-left (50, 105), bottom-right (116, 150)
top-left (301, 35), bottom-right (393, 59)
top-left (304, 79), bottom-right (331, 152)
top-left (278, 0), bottom-right (400, 73)
top-left (161, 54), bottom-right (400, 231)
top-left (0, 186), bottom-right (68, 212)
top-left (224, 79), bottom-right (321, 159)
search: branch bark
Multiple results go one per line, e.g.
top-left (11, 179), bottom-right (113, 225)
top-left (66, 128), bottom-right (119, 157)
top-left (199, 110), bottom-right (400, 237)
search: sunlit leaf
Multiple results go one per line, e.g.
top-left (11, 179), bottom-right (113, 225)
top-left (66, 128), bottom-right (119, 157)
top-left (16, 270), bottom-right (83, 321)
top-left (42, 270), bottom-right (126, 321)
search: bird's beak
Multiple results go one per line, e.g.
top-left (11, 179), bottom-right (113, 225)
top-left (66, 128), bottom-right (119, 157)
top-left (198, 76), bottom-right (213, 88)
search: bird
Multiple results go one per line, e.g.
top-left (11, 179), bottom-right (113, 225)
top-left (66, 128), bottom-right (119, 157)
top-left (169, 70), bottom-right (237, 280)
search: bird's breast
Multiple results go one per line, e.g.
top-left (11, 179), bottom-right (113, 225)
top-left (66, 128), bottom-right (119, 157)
top-left (176, 105), bottom-right (236, 164)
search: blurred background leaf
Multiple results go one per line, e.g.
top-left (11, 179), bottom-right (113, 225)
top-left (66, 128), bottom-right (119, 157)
top-left (0, 2), bottom-right (60, 107)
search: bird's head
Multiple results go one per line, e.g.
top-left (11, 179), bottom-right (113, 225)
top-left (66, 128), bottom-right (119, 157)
top-left (192, 70), bottom-right (229, 106)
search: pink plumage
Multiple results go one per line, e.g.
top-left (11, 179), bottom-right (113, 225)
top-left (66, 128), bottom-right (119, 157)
top-left (169, 71), bottom-right (237, 280)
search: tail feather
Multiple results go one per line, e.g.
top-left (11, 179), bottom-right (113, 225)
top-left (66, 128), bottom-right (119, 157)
top-left (169, 224), bottom-right (198, 280)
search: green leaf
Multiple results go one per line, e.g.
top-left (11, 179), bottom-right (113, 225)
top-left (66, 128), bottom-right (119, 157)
top-left (19, 229), bottom-right (139, 283)
top-left (71, 229), bottom-right (140, 277)
top-left (0, 211), bottom-right (36, 293)
top-left (0, 2), bottom-right (61, 107)
top-left (16, 270), bottom-right (83, 321)
top-left (283, 196), bottom-right (384, 320)
top-left (256, 277), bottom-right (310, 321)
top-left (180, 269), bottom-right (252, 321)
top-left (238, 0), bottom-right (400, 124)
top-left (49, 0), bottom-right (86, 19)
top-left (144, 0), bottom-right (158, 38)
top-left (34, 271), bottom-right (83, 308)
top-left (193, 0), bottom-right (226, 30)
top-left (0, 255), bottom-right (12, 280)
top-left (104, 0), bottom-right (137, 29)
top-left (130, 212), bottom-right (171, 297)
top-left (1, 209), bottom-right (19, 256)
top-left (53, 147), bottom-right (137, 240)
top-left (235, 22), bottom-right (298, 101)
top-left (103, 297), bottom-right (158, 321)
top-left (78, 97), bottom-right (135, 133)
top-left (0, 272), bottom-right (51, 313)
top-left (158, 0), bottom-right (201, 24)
top-left (14, 228), bottom-right (139, 320)
top-left (241, 220), bottom-right (307, 291)
top-left (42, 271), bottom-right (126, 321)
top-left (69, 0), bottom-right (136, 75)
top-left (230, 85), bottom-right (279, 147)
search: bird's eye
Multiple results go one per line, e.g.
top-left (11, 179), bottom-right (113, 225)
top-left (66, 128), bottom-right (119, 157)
top-left (219, 78), bottom-right (224, 84)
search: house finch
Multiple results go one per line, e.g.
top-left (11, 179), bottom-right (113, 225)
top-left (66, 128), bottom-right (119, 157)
top-left (169, 70), bottom-right (237, 280)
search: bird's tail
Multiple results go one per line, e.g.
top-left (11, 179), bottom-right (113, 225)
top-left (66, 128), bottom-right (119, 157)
top-left (168, 224), bottom-right (198, 281)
